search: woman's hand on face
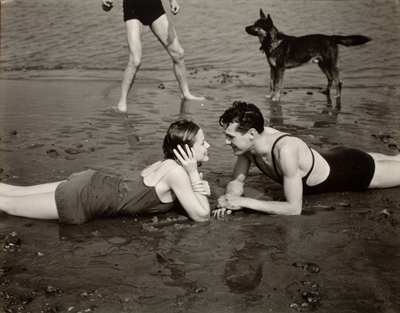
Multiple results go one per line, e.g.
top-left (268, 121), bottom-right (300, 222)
top-left (173, 144), bottom-right (198, 174)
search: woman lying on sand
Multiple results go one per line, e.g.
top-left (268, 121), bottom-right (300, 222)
top-left (0, 120), bottom-right (211, 224)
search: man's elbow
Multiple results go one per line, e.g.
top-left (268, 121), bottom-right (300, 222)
top-left (287, 203), bottom-right (302, 215)
top-left (288, 208), bottom-right (302, 215)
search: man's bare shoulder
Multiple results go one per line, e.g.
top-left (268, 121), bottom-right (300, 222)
top-left (276, 137), bottom-right (300, 155)
top-left (264, 126), bottom-right (280, 132)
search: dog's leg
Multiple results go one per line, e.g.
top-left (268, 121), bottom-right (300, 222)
top-left (335, 95), bottom-right (341, 110)
top-left (327, 49), bottom-right (341, 98)
top-left (331, 68), bottom-right (342, 99)
top-left (272, 68), bottom-right (285, 102)
top-left (326, 92), bottom-right (332, 107)
top-left (267, 66), bottom-right (276, 99)
top-left (318, 62), bottom-right (333, 95)
top-left (327, 64), bottom-right (342, 98)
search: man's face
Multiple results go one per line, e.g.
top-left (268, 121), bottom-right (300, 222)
top-left (222, 123), bottom-right (251, 155)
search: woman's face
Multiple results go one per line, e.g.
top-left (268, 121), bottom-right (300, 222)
top-left (192, 128), bottom-right (210, 163)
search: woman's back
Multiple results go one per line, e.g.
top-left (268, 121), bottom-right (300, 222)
top-left (118, 159), bottom-right (179, 215)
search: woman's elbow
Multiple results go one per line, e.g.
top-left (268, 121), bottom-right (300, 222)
top-left (191, 213), bottom-right (210, 222)
top-left (188, 206), bottom-right (210, 222)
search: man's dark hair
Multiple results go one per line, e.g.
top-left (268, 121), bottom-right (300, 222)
top-left (219, 101), bottom-right (265, 134)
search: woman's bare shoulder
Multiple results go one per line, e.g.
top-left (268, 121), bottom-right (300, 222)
top-left (165, 163), bottom-right (186, 177)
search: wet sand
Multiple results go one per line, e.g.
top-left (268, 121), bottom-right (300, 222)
top-left (1, 71), bottom-right (400, 312)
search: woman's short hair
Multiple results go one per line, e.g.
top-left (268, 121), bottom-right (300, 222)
top-left (163, 120), bottom-right (200, 160)
top-left (219, 101), bottom-right (265, 134)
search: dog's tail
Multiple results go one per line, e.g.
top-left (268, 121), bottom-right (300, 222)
top-left (331, 35), bottom-right (371, 47)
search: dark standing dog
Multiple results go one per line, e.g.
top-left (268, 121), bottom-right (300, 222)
top-left (245, 9), bottom-right (371, 101)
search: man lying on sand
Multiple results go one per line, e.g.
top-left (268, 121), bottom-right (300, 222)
top-left (214, 101), bottom-right (400, 217)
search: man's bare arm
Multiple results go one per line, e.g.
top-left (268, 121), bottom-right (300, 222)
top-left (217, 144), bottom-right (303, 215)
top-left (214, 155), bottom-right (250, 218)
top-left (225, 154), bottom-right (251, 195)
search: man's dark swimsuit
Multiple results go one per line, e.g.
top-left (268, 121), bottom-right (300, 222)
top-left (253, 134), bottom-right (375, 194)
top-left (123, 0), bottom-right (165, 25)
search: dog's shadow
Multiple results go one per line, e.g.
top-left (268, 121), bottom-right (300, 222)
top-left (313, 94), bottom-right (341, 128)
top-left (269, 93), bottom-right (341, 128)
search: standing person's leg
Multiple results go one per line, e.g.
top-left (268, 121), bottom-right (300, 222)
top-left (150, 15), bottom-right (205, 101)
top-left (368, 152), bottom-right (400, 188)
top-left (117, 20), bottom-right (143, 112)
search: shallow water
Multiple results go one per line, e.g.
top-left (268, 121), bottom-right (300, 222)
top-left (2, 0), bottom-right (400, 75)
top-left (1, 0), bottom-right (400, 144)
top-left (1, 0), bottom-right (400, 312)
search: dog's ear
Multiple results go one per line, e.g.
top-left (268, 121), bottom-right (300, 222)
top-left (260, 9), bottom-right (266, 19)
top-left (266, 14), bottom-right (273, 29)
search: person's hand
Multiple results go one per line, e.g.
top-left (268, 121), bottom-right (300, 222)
top-left (213, 208), bottom-right (232, 219)
top-left (101, 0), bottom-right (114, 12)
top-left (173, 144), bottom-right (198, 174)
top-left (191, 173), bottom-right (211, 196)
top-left (213, 194), bottom-right (243, 219)
top-left (170, 0), bottom-right (180, 15)
top-left (217, 194), bottom-right (243, 211)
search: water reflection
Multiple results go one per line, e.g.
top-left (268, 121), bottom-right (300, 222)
top-left (268, 101), bottom-right (284, 127)
top-left (267, 93), bottom-right (341, 129)
top-left (328, 93), bottom-right (341, 111)
top-left (179, 98), bottom-right (191, 119)
top-left (313, 94), bottom-right (341, 128)
top-left (223, 242), bottom-right (266, 293)
top-left (222, 223), bottom-right (288, 294)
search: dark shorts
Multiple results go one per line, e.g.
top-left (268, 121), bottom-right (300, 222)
top-left (303, 146), bottom-right (375, 194)
top-left (123, 0), bottom-right (165, 25)
top-left (55, 170), bottom-right (121, 225)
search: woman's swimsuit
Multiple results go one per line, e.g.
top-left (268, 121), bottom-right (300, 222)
top-left (55, 160), bottom-right (178, 224)
top-left (123, 0), bottom-right (165, 25)
top-left (253, 134), bottom-right (375, 194)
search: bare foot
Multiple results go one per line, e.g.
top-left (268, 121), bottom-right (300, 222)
top-left (117, 102), bottom-right (127, 113)
top-left (182, 93), bottom-right (206, 101)
top-left (117, 107), bottom-right (127, 113)
top-left (104, 106), bottom-right (128, 118)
